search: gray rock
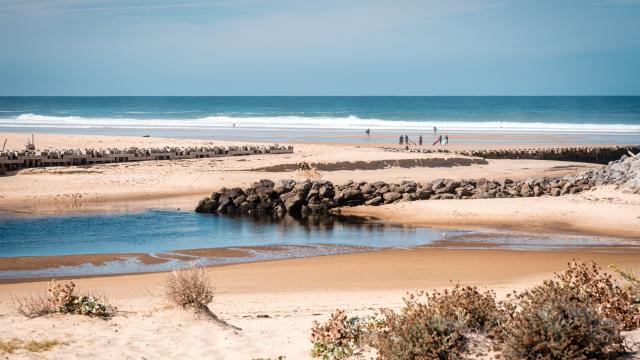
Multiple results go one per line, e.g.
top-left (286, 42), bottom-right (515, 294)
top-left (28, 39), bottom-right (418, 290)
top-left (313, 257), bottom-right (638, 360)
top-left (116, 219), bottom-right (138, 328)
top-left (383, 192), bottom-right (402, 203)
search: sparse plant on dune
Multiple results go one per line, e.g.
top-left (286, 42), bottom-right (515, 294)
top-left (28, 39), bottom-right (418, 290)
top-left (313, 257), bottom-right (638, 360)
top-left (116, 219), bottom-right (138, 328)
top-left (165, 263), bottom-right (215, 313)
top-left (310, 309), bottom-right (366, 359)
top-left (14, 292), bottom-right (55, 318)
top-left (14, 279), bottom-right (113, 318)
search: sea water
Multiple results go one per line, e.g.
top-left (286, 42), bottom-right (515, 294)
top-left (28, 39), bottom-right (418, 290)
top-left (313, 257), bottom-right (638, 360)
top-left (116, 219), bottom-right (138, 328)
top-left (0, 97), bottom-right (639, 142)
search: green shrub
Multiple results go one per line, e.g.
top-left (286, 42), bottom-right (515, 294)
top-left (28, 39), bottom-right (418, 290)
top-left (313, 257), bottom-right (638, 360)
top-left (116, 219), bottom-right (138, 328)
top-left (15, 279), bottom-right (113, 318)
top-left (502, 282), bottom-right (624, 359)
top-left (372, 296), bottom-right (467, 360)
top-left (419, 285), bottom-right (503, 333)
top-left (548, 261), bottom-right (640, 330)
top-left (48, 280), bottom-right (112, 317)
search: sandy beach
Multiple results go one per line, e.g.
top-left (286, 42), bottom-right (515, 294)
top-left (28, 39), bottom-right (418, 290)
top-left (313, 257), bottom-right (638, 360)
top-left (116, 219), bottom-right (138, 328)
top-left (2, 247), bottom-right (640, 359)
top-left (2, 132), bottom-right (640, 358)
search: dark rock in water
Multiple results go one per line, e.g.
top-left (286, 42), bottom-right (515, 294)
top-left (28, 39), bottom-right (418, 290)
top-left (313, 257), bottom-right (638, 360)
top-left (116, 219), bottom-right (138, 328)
top-left (273, 204), bottom-right (286, 218)
top-left (282, 192), bottom-right (304, 215)
top-left (238, 201), bottom-right (254, 214)
top-left (233, 195), bottom-right (247, 207)
top-left (228, 187), bottom-right (245, 199)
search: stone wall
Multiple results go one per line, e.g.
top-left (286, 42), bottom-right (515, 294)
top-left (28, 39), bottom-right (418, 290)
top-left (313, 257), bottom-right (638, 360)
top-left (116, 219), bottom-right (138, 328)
top-left (386, 145), bottom-right (640, 164)
top-left (195, 153), bottom-right (640, 218)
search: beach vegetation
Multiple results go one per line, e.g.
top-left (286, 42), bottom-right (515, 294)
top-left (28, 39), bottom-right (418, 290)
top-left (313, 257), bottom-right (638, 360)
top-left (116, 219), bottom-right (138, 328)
top-left (47, 280), bottom-right (113, 317)
top-left (0, 338), bottom-right (63, 353)
top-left (165, 263), bottom-right (215, 313)
top-left (15, 279), bottom-right (113, 318)
top-left (310, 309), bottom-right (371, 359)
top-left (372, 300), bottom-right (467, 360)
top-left (501, 277), bottom-right (625, 359)
top-left (14, 292), bottom-right (55, 318)
top-left (610, 264), bottom-right (640, 305)
top-left (310, 261), bottom-right (640, 359)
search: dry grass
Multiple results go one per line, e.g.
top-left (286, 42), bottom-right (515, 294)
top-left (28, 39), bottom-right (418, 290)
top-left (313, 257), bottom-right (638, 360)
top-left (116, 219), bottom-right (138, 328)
top-left (14, 292), bottom-right (55, 318)
top-left (165, 263), bottom-right (215, 313)
top-left (0, 338), bottom-right (63, 353)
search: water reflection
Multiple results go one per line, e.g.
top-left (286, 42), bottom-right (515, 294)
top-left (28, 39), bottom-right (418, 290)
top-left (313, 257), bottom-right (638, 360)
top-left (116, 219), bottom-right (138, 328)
top-left (0, 210), bottom-right (455, 257)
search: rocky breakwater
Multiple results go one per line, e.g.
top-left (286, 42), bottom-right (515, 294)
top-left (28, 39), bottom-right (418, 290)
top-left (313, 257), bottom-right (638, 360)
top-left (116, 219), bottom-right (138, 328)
top-left (195, 175), bottom-right (594, 218)
top-left (195, 154), bottom-right (639, 218)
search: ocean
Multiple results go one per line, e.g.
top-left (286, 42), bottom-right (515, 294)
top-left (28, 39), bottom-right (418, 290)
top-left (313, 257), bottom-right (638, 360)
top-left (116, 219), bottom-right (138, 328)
top-left (1, 96), bottom-right (639, 142)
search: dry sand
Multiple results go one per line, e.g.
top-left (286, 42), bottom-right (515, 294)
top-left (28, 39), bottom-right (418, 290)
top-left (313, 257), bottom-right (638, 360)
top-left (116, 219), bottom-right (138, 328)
top-left (2, 247), bottom-right (640, 359)
top-left (340, 186), bottom-right (640, 239)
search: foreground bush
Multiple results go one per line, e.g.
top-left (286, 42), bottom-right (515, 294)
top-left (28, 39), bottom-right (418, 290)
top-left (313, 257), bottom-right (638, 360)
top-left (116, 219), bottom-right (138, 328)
top-left (165, 264), bottom-right (215, 312)
top-left (502, 283), bottom-right (624, 359)
top-left (373, 302), bottom-right (466, 360)
top-left (310, 309), bottom-right (364, 359)
top-left (420, 285), bottom-right (503, 333)
top-left (310, 261), bottom-right (640, 359)
top-left (15, 280), bottom-right (113, 318)
top-left (547, 261), bottom-right (640, 330)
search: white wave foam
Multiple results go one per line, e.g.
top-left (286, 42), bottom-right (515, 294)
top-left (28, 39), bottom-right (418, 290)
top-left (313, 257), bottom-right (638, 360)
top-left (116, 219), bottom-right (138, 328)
top-left (1, 113), bottom-right (639, 133)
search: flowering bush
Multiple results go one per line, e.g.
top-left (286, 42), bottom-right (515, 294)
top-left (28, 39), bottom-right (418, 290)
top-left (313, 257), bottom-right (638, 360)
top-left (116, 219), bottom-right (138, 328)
top-left (49, 280), bottom-right (112, 317)
top-left (310, 309), bottom-right (364, 359)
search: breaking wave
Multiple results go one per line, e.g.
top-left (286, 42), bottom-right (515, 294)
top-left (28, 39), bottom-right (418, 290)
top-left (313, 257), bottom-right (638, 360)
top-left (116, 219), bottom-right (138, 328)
top-left (2, 113), bottom-right (640, 133)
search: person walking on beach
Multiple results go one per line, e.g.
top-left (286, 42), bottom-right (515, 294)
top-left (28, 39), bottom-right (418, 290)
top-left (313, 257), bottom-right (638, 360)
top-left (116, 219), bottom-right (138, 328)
top-left (365, 128), bottom-right (370, 136)
top-left (433, 126), bottom-right (437, 135)
top-left (433, 134), bottom-right (442, 146)
top-left (399, 135), bottom-right (404, 145)
top-left (418, 135), bottom-right (423, 145)
top-left (404, 134), bottom-right (409, 145)
top-left (444, 134), bottom-right (449, 145)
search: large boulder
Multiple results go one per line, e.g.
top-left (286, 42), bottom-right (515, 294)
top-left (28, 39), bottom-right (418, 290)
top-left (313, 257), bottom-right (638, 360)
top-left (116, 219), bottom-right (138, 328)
top-left (382, 192), bottom-right (402, 203)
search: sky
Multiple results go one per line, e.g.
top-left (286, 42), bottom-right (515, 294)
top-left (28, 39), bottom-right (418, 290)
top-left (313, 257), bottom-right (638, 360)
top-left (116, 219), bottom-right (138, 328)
top-left (0, 0), bottom-right (639, 95)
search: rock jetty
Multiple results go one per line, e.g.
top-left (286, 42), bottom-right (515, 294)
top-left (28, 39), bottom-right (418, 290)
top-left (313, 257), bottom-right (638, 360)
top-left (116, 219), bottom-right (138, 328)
top-left (0, 144), bottom-right (293, 175)
top-left (196, 153), bottom-right (640, 217)
top-left (583, 153), bottom-right (640, 193)
top-left (386, 145), bottom-right (640, 165)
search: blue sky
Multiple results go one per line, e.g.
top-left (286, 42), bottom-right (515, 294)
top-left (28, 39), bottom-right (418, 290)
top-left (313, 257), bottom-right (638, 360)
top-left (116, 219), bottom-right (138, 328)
top-left (0, 0), bottom-right (639, 95)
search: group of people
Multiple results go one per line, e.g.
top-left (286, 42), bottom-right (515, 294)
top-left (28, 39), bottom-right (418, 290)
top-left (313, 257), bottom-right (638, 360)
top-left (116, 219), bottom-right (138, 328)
top-left (397, 133), bottom-right (449, 146)
top-left (364, 127), bottom-right (450, 146)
